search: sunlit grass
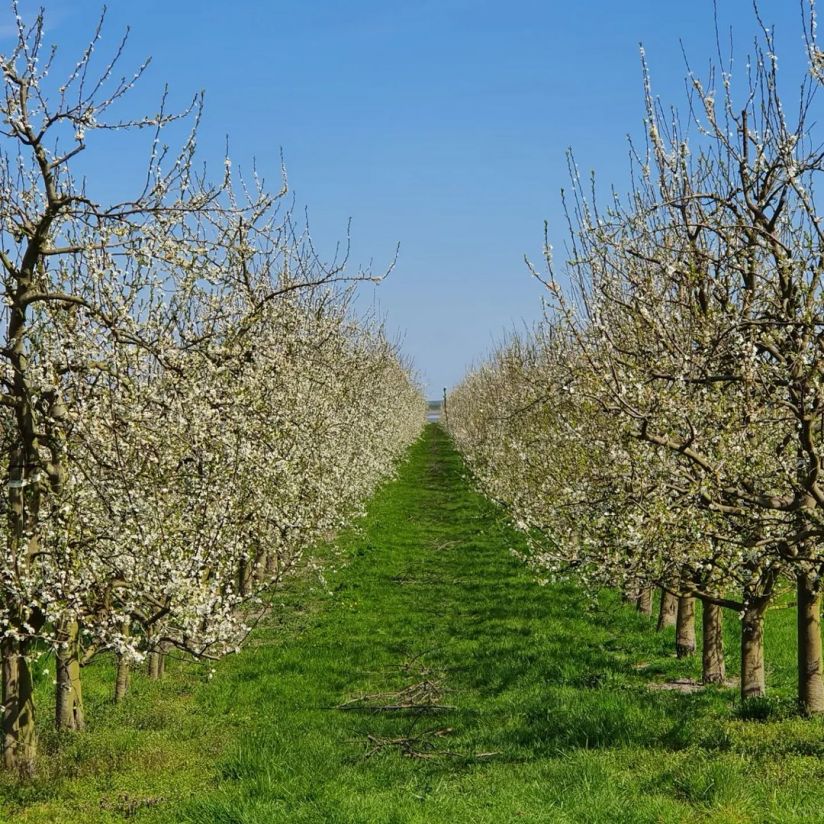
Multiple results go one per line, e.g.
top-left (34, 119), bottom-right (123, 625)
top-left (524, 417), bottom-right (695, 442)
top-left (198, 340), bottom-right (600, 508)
top-left (2, 423), bottom-right (823, 823)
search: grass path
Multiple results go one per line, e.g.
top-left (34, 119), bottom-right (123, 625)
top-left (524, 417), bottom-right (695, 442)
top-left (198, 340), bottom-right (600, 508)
top-left (7, 423), bottom-right (824, 822)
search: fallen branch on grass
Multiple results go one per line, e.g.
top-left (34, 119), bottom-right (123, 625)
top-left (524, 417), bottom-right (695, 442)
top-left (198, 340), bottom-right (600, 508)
top-left (364, 726), bottom-right (454, 759)
top-left (337, 679), bottom-right (455, 712)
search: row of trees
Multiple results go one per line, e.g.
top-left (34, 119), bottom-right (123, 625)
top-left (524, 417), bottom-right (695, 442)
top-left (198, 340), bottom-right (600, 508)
top-left (0, 7), bottom-right (424, 774)
top-left (448, 7), bottom-right (824, 714)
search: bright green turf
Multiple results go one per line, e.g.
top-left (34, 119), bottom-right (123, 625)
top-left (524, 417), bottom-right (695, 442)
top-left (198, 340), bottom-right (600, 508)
top-left (2, 423), bottom-right (824, 823)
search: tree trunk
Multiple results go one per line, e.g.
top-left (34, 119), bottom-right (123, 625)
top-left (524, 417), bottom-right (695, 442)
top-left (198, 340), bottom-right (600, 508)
top-left (238, 558), bottom-right (253, 597)
top-left (797, 572), bottom-right (824, 715)
top-left (741, 596), bottom-right (769, 702)
top-left (675, 595), bottom-right (696, 658)
top-left (251, 548), bottom-right (266, 585)
top-left (4, 444), bottom-right (40, 775)
top-left (700, 598), bottom-right (725, 684)
top-left (2, 639), bottom-right (36, 776)
top-left (114, 654), bottom-right (130, 702)
top-left (636, 587), bottom-right (653, 617)
top-left (55, 621), bottom-right (85, 731)
top-left (657, 588), bottom-right (678, 631)
top-left (148, 650), bottom-right (164, 680)
top-left (114, 622), bottom-right (131, 702)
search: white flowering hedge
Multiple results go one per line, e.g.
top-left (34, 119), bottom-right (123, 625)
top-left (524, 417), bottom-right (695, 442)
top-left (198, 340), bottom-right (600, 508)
top-left (0, 5), bottom-right (424, 773)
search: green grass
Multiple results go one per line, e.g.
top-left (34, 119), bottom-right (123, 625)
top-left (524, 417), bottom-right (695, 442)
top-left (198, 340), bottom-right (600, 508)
top-left (2, 423), bottom-right (824, 822)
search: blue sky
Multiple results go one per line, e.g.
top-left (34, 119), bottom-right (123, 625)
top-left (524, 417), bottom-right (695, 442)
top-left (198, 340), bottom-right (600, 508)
top-left (6, 1), bottom-right (812, 396)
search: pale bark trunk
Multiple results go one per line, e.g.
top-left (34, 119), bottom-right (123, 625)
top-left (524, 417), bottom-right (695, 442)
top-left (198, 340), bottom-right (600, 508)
top-left (147, 649), bottom-right (165, 680)
top-left (114, 622), bottom-right (130, 702)
top-left (741, 597), bottom-right (769, 702)
top-left (55, 621), bottom-right (85, 731)
top-left (797, 572), bottom-right (824, 715)
top-left (114, 654), bottom-right (130, 702)
top-left (636, 587), bottom-right (653, 617)
top-left (2, 640), bottom-right (36, 776)
top-left (700, 599), bottom-right (725, 684)
top-left (676, 595), bottom-right (696, 658)
top-left (657, 588), bottom-right (678, 631)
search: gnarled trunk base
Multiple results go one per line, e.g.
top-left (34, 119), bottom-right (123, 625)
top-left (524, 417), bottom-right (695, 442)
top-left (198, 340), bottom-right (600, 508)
top-left (2, 640), bottom-right (36, 776)
top-left (741, 597), bottom-right (769, 702)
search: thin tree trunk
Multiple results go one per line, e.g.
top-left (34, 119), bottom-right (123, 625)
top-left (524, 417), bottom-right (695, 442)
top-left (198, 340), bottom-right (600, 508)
top-left (700, 598), bottom-right (725, 684)
top-left (114, 622), bottom-right (130, 702)
top-left (741, 596), bottom-right (769, 702)
top-left (636, 587), bottom-right (653, 617)
top-left (676, 595), bottom-right (696, 658)
top-left (238, 558), bottom-right (253, 598)
top-left (55, 621), bottom-right (85, 731)
top-left (657, 588), bottom-right (678, 631)
top-left (148, 650), bottom-right (162, 680)
top-left (2, 639), bottom-right (36, 776)
top-left (797, 572), bottom-right (824, 715)
top-left (114, 654), bottom-right (130, 702)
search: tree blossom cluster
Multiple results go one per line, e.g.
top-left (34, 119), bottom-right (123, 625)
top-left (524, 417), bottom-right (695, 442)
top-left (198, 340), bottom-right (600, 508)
top-left (0, 5), bottom-right (424, 773)
top-left (448, 6), bottom-right (824, 715)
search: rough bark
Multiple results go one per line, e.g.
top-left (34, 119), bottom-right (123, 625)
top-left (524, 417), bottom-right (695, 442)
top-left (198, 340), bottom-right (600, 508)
top-left (675, 594), bottom-right (696, 658)
top-left (741, 596), bottom-right (769, 702)
top-left (2, 640), bottom-right (36, 776)
top-left (657, 588), bottom-right (678, 631)
top-left (700, 598), bottom-right (725, 684)
top-left (797, 572), bottom-right (824, 715)
top-left (55, 621), bottom-right (85, 731)
top-left (636, 587), bottom-right (653, 617)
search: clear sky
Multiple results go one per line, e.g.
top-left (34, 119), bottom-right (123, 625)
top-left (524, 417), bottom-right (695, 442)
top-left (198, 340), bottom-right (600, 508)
top-left (4, 1), bottom-right (812, 397)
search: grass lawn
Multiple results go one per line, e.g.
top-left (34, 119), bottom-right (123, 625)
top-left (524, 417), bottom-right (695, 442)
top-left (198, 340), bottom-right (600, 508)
top-left (2, 422), bottom-right (824, 823)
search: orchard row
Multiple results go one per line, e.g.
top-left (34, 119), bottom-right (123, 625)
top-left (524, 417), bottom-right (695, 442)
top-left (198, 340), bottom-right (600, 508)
top-left (0, 7), bottom-right (425, 775)
top-left (448, 7), bottom-right (824, 715)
